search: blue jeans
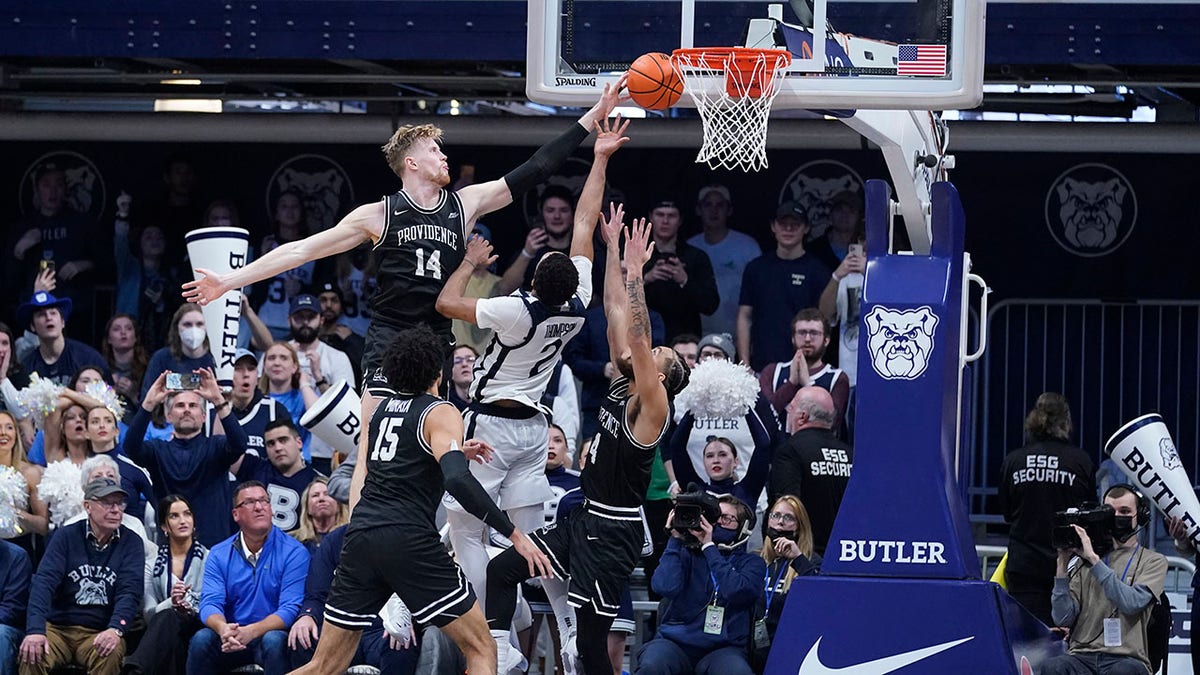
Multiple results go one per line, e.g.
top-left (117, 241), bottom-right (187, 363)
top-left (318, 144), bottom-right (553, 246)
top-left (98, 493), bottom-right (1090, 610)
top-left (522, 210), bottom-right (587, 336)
top-left (0, 623), bottom-right (21, 674)
top-left (186, 627), bottom-right (289, 675)
top-left (634, 637), bottom-right (754, 675)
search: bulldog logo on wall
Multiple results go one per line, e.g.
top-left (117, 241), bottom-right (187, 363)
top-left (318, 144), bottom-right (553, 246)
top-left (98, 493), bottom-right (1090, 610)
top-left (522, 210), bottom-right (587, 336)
top-left (778, 160), bottom-right (864, 240)
top-left (1044, 163), bottom-right (1137, 258)
top-left (865, 306), bottom-right (939, 380)
top-left (266, 154), bottom-right (355, 234)
top-left (19, 151), bottom-right (107, 222)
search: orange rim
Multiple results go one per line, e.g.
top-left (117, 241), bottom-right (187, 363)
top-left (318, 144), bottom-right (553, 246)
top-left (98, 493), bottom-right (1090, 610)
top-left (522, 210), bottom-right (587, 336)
top-left (672, 47), bottom-right (792, 98)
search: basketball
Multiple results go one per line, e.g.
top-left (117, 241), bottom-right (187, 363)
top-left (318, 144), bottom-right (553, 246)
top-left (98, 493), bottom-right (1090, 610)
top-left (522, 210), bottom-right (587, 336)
top-left (627, 52), bottom-right (683, 110)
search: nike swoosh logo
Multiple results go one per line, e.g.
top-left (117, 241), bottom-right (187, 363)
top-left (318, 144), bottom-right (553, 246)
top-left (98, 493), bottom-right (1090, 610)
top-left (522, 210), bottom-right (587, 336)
top-left (394, 209), bottom-right (408, 216)
top-left (798, 635), bottom-right (973, 675)
top-left (586, 536), bottom-right (599, 541)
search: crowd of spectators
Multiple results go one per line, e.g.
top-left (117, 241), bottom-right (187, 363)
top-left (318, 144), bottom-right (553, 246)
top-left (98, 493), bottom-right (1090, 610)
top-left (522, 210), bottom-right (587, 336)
top-left (0, 166), bottom-right (874, 674)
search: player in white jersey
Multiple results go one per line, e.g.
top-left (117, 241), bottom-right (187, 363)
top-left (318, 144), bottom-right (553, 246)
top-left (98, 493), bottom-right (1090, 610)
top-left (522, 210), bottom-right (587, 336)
top-left (434, 117), bottom-right (630, 624)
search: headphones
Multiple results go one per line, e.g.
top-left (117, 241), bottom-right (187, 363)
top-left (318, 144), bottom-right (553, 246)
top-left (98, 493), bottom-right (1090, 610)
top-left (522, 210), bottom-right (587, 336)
top-left (714, 495), bottom-right (757, 550)
top-left (1103, 483), bottom-right (1151, 526)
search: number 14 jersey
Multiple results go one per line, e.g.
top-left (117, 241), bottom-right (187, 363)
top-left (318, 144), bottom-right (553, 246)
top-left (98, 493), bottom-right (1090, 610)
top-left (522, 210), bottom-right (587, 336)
top-left (370, 189), bottom-right (467, 335)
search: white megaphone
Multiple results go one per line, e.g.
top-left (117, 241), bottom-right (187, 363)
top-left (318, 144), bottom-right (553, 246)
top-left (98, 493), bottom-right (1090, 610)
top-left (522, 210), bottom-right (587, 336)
top-left (1105, 413), bottom-right (1200, 545)
top-left (300, 380), bottom-right (363, 457)
top-left (185, 227), bottom-right (250, 389)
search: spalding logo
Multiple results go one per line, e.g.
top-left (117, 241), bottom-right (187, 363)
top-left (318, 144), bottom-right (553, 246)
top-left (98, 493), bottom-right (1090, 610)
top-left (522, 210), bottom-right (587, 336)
top-left (1044, 163), bottom-right (1137, 258)
top-left (865, 306), bottom-right (938, 380)
top-left (1160, 437), bottom-right (1181, 472)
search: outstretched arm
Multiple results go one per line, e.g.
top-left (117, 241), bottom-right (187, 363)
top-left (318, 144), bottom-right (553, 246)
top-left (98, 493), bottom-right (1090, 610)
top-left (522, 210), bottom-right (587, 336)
top-left (458, 75), bottom-right (628, 224)
top-left (622, 218), bottom-right (670, 442)
top-left (435, 236), bottom-right (500, 325)
top-left (183, 202), bottom-right (382, 305)
top-left (571, 116), bottom-right (631, 262)
top-left (600, 204), bottom-right (630, 366)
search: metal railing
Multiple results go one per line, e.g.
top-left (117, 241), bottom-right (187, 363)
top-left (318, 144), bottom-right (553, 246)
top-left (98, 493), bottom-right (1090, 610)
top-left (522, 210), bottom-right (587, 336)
top-left (973, 299), bottom-right (1200, 527)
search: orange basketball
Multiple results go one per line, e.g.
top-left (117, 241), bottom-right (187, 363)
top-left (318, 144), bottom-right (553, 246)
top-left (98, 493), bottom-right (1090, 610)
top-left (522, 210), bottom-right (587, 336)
top-left (627, 52), bottom-right (683, 111)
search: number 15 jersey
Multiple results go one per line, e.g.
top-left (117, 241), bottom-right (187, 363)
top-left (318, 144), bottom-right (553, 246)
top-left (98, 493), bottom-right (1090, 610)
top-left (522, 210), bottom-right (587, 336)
top-left (370, 189), bottom-right (467, 335)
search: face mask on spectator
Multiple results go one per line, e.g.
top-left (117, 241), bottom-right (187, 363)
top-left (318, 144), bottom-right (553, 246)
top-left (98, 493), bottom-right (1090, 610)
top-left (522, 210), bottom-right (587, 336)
top-left (766, 527), bottom-right (797, 542)
top-left (711, 526), bottom-right (739, 546)
top-left (180, 326), bottom-right (206, 351)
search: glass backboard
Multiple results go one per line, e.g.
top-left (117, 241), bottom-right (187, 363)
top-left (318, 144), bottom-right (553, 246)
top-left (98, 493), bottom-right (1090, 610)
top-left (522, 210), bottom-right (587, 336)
top-left (526, 0), bottom-right (985, 110)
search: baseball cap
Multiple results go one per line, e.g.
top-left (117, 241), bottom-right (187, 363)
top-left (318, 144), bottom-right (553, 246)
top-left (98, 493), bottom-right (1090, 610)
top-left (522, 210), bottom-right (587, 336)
top-left (233, 348), bottom-right (258, 366)
top-left (697, 185), bottom-right (731, 205)
top-left (775, 201), bottom-right (810, 222)
top-left (84, 477), bottom-right (129, 501)
top-left (316, 282), bottom-right (344, 302)
top-left (649, 197), bottom-right (681, 213)
top-left (289, 294), bottom-right (319, 316)
top-left (698, 333), bottom-right (734, 359)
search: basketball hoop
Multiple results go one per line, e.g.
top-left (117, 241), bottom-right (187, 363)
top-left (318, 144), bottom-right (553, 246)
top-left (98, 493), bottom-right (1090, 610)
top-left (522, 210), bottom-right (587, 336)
top-left (671, 47), bottom-right (792, 172)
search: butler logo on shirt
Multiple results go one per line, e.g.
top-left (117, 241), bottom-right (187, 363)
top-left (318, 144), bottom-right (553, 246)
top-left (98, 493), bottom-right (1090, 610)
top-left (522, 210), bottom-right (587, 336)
top-left (864, 306), bottom-right (938, 381)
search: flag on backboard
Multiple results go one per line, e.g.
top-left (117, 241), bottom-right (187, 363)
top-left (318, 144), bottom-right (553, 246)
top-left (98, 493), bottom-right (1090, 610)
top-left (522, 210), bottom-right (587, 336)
top-left (897, 44), bottom-right (947, 77)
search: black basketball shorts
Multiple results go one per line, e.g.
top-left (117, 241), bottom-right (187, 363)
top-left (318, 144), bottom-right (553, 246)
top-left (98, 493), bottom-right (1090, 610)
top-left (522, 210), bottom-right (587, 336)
top-left (325, 525), bottom-right (476, 630)
top-left (360, 321), bottom-right (456, 397)
top-left (529, 508), bottom-right (643, 618)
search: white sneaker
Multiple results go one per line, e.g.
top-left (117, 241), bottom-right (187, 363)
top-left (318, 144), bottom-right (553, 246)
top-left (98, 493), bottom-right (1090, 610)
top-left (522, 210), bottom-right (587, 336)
top-left (492, 630), bottom-right (528, 675)
top-left (559, 621), bottom-right (580, 675)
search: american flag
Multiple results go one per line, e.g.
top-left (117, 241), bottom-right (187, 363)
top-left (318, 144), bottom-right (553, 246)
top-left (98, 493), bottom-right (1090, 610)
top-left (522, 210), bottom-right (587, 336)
top-left (897, 44), bottom-right (947, 77)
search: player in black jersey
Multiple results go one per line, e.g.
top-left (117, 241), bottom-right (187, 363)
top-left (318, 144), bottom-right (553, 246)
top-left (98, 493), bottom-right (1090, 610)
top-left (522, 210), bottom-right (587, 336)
top-left (484, 214), bottom-right (690, 675)
top-left (182, 78), bottom-right (627, 511)
top-left (290, 325), bottom-right (552, 675)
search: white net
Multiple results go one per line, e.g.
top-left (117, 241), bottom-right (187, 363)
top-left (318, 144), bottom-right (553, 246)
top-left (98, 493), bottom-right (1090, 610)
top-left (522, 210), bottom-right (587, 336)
top-left (671, 48), bottom-right (792, 172)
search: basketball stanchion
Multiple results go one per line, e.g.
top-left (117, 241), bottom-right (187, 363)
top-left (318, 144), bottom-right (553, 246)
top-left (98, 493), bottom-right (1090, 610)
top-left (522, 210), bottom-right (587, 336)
top-left (185, 227), bottom-right (249, 389)
top-left (670, 47), bottom-right (792, 172)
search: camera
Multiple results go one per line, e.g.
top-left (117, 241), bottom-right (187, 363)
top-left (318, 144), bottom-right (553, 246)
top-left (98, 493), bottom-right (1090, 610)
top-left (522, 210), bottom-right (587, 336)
top-left (1053, 504), bottom-right (1115, 558)
top-left (165, 372), bottom-right (202, 391)
top-left (671, 484), bottom-right (721, 548)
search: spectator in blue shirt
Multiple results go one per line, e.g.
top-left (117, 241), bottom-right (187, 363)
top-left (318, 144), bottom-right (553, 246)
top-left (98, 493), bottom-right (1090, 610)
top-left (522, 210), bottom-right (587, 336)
top-left (0, 539), bottom-right (32, 674)
top-left (19, 478), bottom-right (144, 675)
top-left (124, 368), bottom-right (249, 547)
top-left (17, 291), bottom-right (107, 387)
top-left (635, 495), bottom-right (764, 675)
top-left (188, 480), bottom-right (310, 675)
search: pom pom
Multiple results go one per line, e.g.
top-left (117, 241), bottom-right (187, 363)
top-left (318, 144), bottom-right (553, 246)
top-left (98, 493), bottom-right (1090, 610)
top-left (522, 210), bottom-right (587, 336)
top-left (15, 373), bottom-right (63, 430)
top-left (674, 359), bottom-right (760, 419)
top-left (39, 460), bottom-right (84, 528)
top-left (84, 381), bottom-right (126, 422)
top-left (0, 466), bottom-right (29, 538)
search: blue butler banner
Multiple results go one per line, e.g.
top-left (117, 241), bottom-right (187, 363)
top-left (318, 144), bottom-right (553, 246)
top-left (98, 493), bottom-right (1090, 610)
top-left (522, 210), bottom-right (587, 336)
top-left (766, 181), bottom-right (1059, 674)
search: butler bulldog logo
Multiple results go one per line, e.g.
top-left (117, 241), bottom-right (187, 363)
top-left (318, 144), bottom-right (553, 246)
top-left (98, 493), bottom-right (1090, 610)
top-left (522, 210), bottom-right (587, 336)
top-left (19, 151), bottom-right (107, 222)
top-left (1160, 437), bottom-right (1181, 472)
top-left (1044, 163), bottom-right (1137, 258)
top-left (266, 154), bottom-right (355, 234)
top-left (779, 160), bottom-right (864, 240)
top-left (865, 306), bottom-right (939, 380)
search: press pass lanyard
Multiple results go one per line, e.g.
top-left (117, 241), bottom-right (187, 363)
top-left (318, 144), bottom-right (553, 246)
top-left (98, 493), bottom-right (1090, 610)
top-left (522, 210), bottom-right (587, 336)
top-left (1105, 544), bottom-right (1140, 583)
top-left (704, 572), bottom-right (724, 635)
top-left (763, 562), bottom-right (789, 614)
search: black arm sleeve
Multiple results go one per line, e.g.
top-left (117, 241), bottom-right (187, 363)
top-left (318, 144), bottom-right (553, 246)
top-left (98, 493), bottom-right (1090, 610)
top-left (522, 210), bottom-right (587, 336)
top-left (440, 450), bottom-right (516, 537)
top-left (503, 122), bottom-right (590, 197)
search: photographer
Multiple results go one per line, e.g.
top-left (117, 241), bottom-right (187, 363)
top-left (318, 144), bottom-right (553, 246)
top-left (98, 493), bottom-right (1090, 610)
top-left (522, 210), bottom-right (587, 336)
top-left (1044, 485), bottom-right (1166, 675)
top-left (634, 494), bottom-right (764, 675)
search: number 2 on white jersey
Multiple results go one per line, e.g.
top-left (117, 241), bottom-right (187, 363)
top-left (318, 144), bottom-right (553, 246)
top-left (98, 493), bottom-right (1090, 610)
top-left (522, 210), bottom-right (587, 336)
top-left (415, 248), bottom-right (442, 280)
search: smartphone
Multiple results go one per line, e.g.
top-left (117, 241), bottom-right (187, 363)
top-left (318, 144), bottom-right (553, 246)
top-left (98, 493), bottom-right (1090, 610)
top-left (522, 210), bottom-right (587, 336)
top-left (165, 372), bottom-right (202, 391)
top-left (848, 243), bottom-right (864, 258)
top-left (39, 258), bottom-right (55, 273)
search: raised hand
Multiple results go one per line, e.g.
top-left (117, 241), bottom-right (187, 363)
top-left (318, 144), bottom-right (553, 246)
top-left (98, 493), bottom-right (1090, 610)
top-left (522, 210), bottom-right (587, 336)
top-left (522, 228), bottom-right (548, 258)
top-left (593, 115), bottom-right (631, 158)
top-left (622, 217), bottom-right (654, 271)
top-left (464, 235), bottom-right (498, 270)
top-left (142, 372), bottom-right (169, 412)
top-left (195, 368), bottom-right (224, 406)
top-left (599, 202), bottom-right (625, 248)
top-left (591, 72), bottom-right (630, 120)
top-left (182, 268), bottom-right (231, 306)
